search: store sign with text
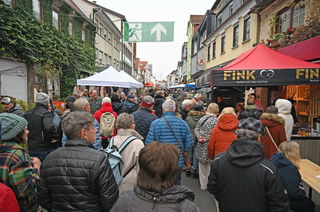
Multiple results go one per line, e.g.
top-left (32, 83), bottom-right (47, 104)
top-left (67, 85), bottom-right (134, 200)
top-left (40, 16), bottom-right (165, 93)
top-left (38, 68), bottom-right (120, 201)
top-left (211, 68), bottom-right (320, 86)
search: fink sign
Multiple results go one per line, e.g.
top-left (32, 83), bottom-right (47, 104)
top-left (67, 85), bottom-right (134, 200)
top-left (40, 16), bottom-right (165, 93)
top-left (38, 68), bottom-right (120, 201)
top-left (124, 22), bottom-right (174, 42)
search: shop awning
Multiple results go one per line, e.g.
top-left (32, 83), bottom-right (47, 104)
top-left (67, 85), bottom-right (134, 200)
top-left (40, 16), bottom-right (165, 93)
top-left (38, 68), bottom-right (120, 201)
top-left (144, 82), bottom-right (154, 87)
top-left (278, 36), bottom-right (320, 62)
top-left (211, 44), bottom-right (320, 87)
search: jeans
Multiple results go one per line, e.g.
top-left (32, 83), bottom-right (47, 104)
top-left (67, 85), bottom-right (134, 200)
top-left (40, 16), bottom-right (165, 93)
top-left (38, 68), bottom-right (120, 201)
top-left (29, 148), bottom-right (54, 162)
top-left (190, 142), bottom-right (198, 171)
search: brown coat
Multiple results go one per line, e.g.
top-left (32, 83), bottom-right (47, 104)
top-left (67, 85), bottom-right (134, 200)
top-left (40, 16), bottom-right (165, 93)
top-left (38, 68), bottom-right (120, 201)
top-left (260, 113), bottom-right (287, 159)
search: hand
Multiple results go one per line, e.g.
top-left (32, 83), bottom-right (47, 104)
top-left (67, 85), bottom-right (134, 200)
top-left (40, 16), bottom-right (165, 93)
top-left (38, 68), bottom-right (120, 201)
top-left (30, 157), bottom-right (41, 170)
top-left (51, 139), bottom-right (58, 143)
top-left (198, 136), bottom-right (206, 143)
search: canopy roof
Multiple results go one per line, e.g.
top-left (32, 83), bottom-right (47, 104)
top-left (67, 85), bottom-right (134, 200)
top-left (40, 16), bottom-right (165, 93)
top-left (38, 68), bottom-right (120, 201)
top-left (119, 71), bottom-right (143, 88)
top-left (77, 66), bottom-right (142, 88)
top-left (212, 44), bottom-right (320, 87)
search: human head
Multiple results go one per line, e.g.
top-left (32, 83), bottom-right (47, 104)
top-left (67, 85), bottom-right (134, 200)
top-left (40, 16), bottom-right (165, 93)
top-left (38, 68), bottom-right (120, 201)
top-left (0, 113), bottom-right (28, 143)
top-left (73, 98), bottom-right (90, 112)
top-left (65, 95), bottom-right (77, 111)
top-left (82, 89), bottom-right (88, 96)
top-left (181, 99), bottom-right (193, 112)
top-left (162, 99), bottom-right (176, 113)
top-left (137, 142), bottom-right (179, 192)
top-left (207, 103), bottom-right (219, 115)
top-left (127, 94), bottom-right (135, 101)
top-left (194, 93), bottom-right (204, 102)
top-left (90, 89), bottom-right (98, 99)
top-left (116, 113), bottom-right (135, 130)
top-left (1, 97), bottom-right (15, 111)
top-left (219, 107), bottom-right (236, 117)
top-left (235, 103), bottom-right (245, 113)
top-left (35, 92), bottom-right (50, 106)
top-left (266, 106), bottom-right (278, 114)
top-left (237, 117), bottom-right (265, 140)
top-left (279, 141), bottom-right (300, 169)
top-left (120, 92), bottom-right (126, 100)
top-left (111, 92), bottom-right (120, 101)
top-left (102, 97), bottom-right (111, 104)
top-left (193, 102), bottom-right (204, 112)
top-left (275, 99), bottom-right (292, 114)
top-left (141, 95), bottom-right (155, 110)
top-left (62, 111), bottom-right (96, 143)
top-left (156, 91), bottom-right (164, 97)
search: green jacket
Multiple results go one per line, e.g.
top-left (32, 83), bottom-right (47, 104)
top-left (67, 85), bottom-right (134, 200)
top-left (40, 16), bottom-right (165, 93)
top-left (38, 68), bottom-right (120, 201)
top-left (0, 141), bottom-right (39, 211)
top-left (185, 111), bottom-right (206, 137)
top-left (88, 97), bottom-right (102, 114)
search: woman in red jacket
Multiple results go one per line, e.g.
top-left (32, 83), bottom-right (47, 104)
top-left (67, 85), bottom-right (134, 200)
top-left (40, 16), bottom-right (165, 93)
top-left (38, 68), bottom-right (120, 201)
top-left (94, 97), bottom-right (118, 148)
top-left (260, 106), bottom-right (287, 159)
top-left (208, 108), bottom-right (238, 159)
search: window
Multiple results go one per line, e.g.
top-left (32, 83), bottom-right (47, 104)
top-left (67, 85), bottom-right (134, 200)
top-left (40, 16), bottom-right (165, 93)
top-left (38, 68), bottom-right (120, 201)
top-left (212, 41), bottom-right (216, 58)
top-left (221, 35), bottom-right (226, 54)
top-left (104, 53), bottom-right (108, 65)
top-left (229, 2), bottom-right (234, 16)
top-left (69, 20), bottom-right (73, 36)
top-left (207, 44), bottom-right (211, 61)
top-left (99, 50), bottom-right (103, 63)
top-left (243, 17), bottom-right (251, 41)
top-left (108, 31), bottom-right (112, 41)
top-left (233, 24), bottom-right (239, 47)
top-left (32, 0), bottom-right (41, 20)
top-left (82, 29), bottom-right (86, 41)
top-left (278, 9), bottom-right (290, 33)
top-left (292, 2), bottom-right (305, 28)
top-left (217, 14), bottom-right (222, 27)
top-left (52, 10), bottom-right (59, 29)
top-left (277, 1), bottom-right (305, 33)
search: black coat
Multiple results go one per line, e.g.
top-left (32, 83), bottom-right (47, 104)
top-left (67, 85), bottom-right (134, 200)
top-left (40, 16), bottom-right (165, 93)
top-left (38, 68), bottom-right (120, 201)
top-left (154, 95), bottom-right (166, 118)
top-left (132, 108), bottom-right (157, 142)
top-left (38, 139), bottom-right (119, 211)
top-left (23, 104), bottom-right (58, 151)
top-left (112, 100), bottom-right (123, 115)
top-left (208, 139), bottom-right (289, 212)
top-left (178, 106), bottom-right (189, 120)
top-left (120, 100), bottom-right (138, 114)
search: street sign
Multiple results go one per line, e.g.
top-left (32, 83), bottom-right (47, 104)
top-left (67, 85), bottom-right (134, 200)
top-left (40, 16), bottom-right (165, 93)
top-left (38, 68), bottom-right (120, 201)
top-left (124, 22), bottom-right (174, 42)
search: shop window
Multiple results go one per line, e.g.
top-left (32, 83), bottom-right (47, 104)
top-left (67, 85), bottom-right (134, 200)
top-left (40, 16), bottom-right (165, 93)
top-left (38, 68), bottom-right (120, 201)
top-left (32, 0), bottom-right (41, 20)
top-left (69, 20), bottom-right (73, 36)
top-left (52, 10), bottom-right (59, 29)
top-left (233, 24), bottom-right (239, 47)
top-left (243, 17), bottom-right (251, 41)
top-left (276, 1), bottom-right (305, 33)
top-left (212, 41), bottom-right (216, 58)
top-left (221, 34), bottom-right (226, 54)
top-left (207, 44), bottom-right (211, 61)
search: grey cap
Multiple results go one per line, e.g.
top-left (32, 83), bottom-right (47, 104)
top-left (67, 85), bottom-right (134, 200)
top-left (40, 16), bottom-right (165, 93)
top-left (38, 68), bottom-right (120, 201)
top-left (142, 95), bottom-right (154, 104)
top-left (35, 92), bottom-right (50, 106)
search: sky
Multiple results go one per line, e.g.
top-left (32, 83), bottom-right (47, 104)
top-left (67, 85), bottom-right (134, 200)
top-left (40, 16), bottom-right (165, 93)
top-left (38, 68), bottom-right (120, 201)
top-left (96, 0), bottom-right (215, 80)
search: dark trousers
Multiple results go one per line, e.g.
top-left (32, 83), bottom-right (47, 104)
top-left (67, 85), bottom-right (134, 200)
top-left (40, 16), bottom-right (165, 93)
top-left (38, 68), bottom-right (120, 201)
top-left (29, 148), bottom-right (54, 162)
top-left (101, 138), bottom-right (109, 149)
top-left (290, 197), bottom-right (315, 212)
top-left (175, 168), bottom-right (182, 185)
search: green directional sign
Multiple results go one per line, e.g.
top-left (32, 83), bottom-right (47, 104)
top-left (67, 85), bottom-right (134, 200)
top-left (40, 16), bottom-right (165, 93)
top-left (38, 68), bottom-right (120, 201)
top-left (124, 22), bottom-right (174, 42)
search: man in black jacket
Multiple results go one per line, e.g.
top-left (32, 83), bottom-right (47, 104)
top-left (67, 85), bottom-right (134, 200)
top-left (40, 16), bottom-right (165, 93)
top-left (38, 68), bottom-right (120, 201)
top-left (154, 91), bottom-right (166, 118)
top-left (23, 92), bottom-right (58, 161)
top-left (120, 94), bottom-right (138, 114)
top-left (132, 95), bottom-right (157, 142)
top-left (38, 111), bottom-right (119, 211)
top-left (208, 117), bottom-right (289, 212)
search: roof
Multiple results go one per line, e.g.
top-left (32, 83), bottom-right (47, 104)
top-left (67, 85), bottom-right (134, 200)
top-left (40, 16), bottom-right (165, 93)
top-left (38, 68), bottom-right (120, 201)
top-left (189, 15), bottom-right (204, 24)
top-left (65, 0), bottom-right (95, 26)
top-left (222, 44), bottom-right (320, 70)
top-left (278, 36), bottom-right (320, 62)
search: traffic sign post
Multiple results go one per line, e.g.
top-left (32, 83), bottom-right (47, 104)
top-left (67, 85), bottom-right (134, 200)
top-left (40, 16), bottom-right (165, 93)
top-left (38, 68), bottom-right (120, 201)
top-left (124, 22), bottom-right (174, 42)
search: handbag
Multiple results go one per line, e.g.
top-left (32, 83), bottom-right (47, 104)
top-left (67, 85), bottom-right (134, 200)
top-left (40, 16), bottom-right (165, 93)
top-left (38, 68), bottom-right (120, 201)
top-left (163, 117), bottom-right (192, 168)
top-left (266, 127), bottom-right (280, 152)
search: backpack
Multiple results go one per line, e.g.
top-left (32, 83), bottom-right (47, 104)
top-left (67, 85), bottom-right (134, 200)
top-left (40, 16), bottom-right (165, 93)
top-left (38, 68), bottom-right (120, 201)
top-left (99, 112), bottom-right (116, 137)
top-left (101, 136), bottom-right (137, 185)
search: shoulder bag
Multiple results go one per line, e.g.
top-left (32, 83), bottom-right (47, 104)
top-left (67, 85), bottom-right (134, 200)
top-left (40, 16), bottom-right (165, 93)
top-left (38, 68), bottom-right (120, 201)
top-left (266, 127), bottom-right (280, 152)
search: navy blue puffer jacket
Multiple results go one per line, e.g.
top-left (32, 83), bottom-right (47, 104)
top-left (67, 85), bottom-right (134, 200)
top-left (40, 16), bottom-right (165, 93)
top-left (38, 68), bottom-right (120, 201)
top-left (132, 108), bottom-right (157, 142)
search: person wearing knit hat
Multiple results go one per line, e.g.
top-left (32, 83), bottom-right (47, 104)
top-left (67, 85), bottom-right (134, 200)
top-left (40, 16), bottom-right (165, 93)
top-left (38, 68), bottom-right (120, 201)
top-left (23, 92), bottom-right (58, 161)
top-left (132, 95), bottom-right (157, 142)
top-left (0, 113), bottom-right (41, 211)
top-left (207, 116), bottom-right (289, 212)
top-left (102, 97), bottom-right (112, 104)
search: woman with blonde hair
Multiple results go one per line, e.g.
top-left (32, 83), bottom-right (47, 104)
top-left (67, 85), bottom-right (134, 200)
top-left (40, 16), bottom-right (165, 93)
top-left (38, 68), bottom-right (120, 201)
top-left (270, 141), bottom-right (315, 212)
top-left (194, 103), bottom-right (219, 190)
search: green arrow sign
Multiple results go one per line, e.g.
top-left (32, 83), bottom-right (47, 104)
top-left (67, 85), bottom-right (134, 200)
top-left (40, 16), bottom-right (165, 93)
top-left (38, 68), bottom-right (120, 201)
top-left (124, 22), bottom-right (174, 42)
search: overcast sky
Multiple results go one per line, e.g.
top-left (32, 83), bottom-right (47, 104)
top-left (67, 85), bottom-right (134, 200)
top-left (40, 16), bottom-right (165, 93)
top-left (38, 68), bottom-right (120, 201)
top-left (96, 0), bottom-right (215, 80)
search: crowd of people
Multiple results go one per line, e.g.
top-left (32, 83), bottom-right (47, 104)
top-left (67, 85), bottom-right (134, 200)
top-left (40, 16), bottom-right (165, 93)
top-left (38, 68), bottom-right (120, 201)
top-left (0, 88), bottom-right (316, 212)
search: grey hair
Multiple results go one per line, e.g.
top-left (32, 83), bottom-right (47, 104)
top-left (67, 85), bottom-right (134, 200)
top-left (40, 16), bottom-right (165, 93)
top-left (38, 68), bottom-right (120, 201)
top-left (73, 97), bottom-right (90, 111)
top-left (116, 113), bottom-right (134, 129)
top-left (266, 106), bottom-right (278, 114)
top-left (236, 129), bottom-right (261, 140)
top-left (181, 99), bottom-right (193, 109)
top-left (162, 99), bottom-right (176, 113)
top-left (142, 95), bottom-right (154, 105)
top-left (62, 111), bottom-right (95, 140)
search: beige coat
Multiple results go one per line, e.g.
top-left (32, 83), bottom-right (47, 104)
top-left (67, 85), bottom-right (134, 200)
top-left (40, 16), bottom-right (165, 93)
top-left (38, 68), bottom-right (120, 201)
top-left (112, 129), bottom-right (144, 193)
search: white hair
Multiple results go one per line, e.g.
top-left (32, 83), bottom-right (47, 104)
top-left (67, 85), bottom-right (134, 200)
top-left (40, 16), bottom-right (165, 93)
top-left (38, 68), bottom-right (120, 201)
top-left (162, 99), bottom-right (176, 113)
top-left (182, 99), bottom-right (193, 109)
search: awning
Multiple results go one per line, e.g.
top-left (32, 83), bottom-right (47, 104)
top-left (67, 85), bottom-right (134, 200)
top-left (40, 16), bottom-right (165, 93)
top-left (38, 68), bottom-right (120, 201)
top-left (278, 36), bottom-right (320, 62)
top-left (211, 44), bottom-right (320, 87)
top-left (144, 82), bottom-right (154, 87)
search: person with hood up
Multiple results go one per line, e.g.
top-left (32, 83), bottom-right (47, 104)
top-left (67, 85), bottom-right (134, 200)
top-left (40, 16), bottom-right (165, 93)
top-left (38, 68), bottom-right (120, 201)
top-left (0, 113), bottom-right (40, 211)
top-left (94, 97), bottom-right (118, 148)
top-left (111, 142), bottom-right (200, 212)
top-left (208, 117), bottom-right (289, 212)
top-left (208, 107), bottom-right (238, 160)
top-left (120, 94), bottom-right (138, 114)
top-left (1, 97), bottom-right (24, 117)
top-left (154, 91), bottom-right (166, 118)
top-left (260, 106), bottom-right (287, 159)
top-left (270, 141), bottom-right (315, 212)
top-left (275, 99), bottom-right (294, 141)
top-left (185, 102), bottom-right (206, 178)
top-left (111, 92), bottom-right (123, 115)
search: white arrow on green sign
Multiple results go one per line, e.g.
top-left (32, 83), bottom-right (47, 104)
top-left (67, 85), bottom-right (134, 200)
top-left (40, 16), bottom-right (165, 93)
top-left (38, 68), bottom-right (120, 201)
top-left (124, 22), bottom-right (174, 42)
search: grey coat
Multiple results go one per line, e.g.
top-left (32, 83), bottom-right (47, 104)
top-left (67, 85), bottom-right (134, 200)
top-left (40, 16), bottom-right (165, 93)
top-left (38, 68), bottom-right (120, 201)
top-left (112, 185), bottom-right (201, 212)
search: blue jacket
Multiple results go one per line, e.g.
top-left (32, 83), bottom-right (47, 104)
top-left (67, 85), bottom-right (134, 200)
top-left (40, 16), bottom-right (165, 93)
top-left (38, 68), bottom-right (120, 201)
top-left (133, 108), bottom-right (157, 142)
top-left (270, 152), bottom-right (306, 200)
top-left (62, 119), bottom-right (102, 150)
top-left (146, 112), bottom-right (193, 168)
top-left (120, 100), bottom-right (138, 114)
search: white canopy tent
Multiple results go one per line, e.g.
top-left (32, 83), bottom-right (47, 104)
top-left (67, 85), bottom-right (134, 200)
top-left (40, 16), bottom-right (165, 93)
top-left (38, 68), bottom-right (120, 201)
top-left (77, 66), bottom-right (142, 88)
top-left (119, 70), bottom-right (143, 88)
